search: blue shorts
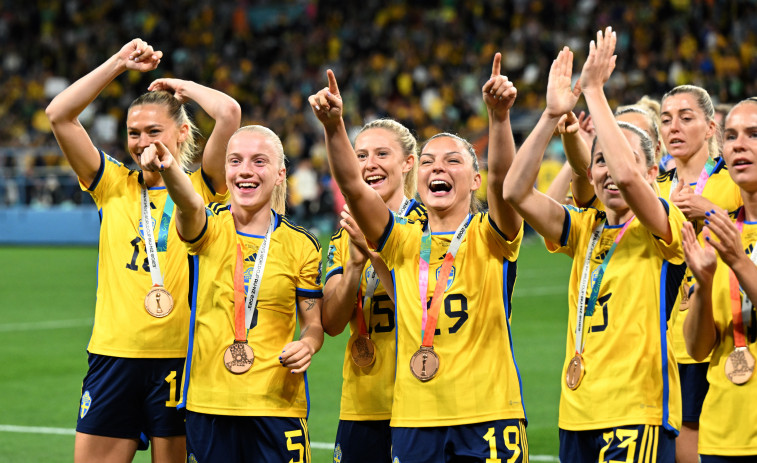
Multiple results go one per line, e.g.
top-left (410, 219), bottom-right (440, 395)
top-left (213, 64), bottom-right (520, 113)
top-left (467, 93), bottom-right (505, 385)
top-left (391, 419), bottom-right (527, 463)
top-left (186, 411), bottom-right (310, 462)
top-left (700, 455), bottom-right (757, 462)
top-left (559, 425), bottom-right (675, 463)
top-left (334, 419), bottom-right (391, 463)
top-left (678, 362), bottom-right (709, 422)
top-left (76, 354), bottom-right (185, 438)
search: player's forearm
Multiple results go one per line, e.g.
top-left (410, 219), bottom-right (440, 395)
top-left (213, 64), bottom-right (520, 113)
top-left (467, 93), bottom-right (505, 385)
top-left (504, 111), bottom-right (560, 204)
top-left (160, 163), bottom-right (206, 240)
top-left (731, 257), bottom-right (757, 307)
top-left (322, 264), bottom-right (363, 336)
top-left (298, 317), bottom-right (324, 355)
top-left (684, 281), bottom-right (718, 361)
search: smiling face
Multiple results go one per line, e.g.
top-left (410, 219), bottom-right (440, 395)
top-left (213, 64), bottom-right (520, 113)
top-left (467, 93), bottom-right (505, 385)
top-left (660, 93), bottom-right (715, 161)
top-left (126, 103), bottom-right (187, 166)
top-left (723, 102), bottom-right (757, 192)
top-left (225, 130), bottom-right (286, 212)
top-left (417, 135), bottom-right (481, 217)
top-left (354, 127), bottom-right (413, 205)
top-left (589, 128), bottom-right (657, 213)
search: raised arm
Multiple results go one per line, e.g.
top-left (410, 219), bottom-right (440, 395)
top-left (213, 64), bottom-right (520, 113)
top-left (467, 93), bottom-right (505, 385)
top-left (558, 111), bottom-right (595, 205)
top-left (148, 78), bottom-right (241, 193)
top-left (46, 39), bottom-right (162, 188)
top-left (503, 47), bottom-right (581, 243)
top-left (140, 141), bottom-right (206, 241)
top-left (309, 71), bottom-right (389, 244)
top-left (482, 53), bottom-right (522, 239)
top-left (580, 27), bottom-right (671, 240)
top-left (682, 222), bottom-right (718, 361)
top-left (281, 296), bottom-right (324, 374)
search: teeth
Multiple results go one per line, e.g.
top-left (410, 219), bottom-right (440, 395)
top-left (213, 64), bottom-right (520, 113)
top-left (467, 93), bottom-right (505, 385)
top-left (606, 184), bottom-right (619, 191)
top-left (366, 175), bottom-right (384, 182)
top-left (238, 182), bottom-right (256, 188)
top-left (431, 180), bottom-right (449, 186)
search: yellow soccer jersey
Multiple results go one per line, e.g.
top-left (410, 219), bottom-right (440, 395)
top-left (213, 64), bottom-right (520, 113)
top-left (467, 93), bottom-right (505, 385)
top-left (376, 212), bottom-right (525, 427)
top-left (546, 202), bottom-right (686, 432)
top-left (325, 199), bottom-right (426, 421)
top-left (179, 208), bottom-right (323, 417)
top-left (83, 150), bottom-right (227, 358)
top-left (698, 217), bottom-right (757, 456)
top-left (657, 159), bottom-right (743, 364)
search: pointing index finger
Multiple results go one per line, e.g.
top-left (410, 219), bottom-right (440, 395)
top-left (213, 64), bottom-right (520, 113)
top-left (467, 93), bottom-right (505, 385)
top-left (491, 52), bottom-right (501, 77)
top-left (327, 69), bottom-right (340, 96)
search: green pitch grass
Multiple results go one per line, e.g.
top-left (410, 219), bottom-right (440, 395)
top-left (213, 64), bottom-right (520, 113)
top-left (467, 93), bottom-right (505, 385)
top-left (0, 236), bottom-right (569, 462)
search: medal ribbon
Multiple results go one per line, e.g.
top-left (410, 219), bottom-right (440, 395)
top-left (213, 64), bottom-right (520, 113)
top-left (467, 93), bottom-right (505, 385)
top-left (232, 214), bottom-right (275, 340)
top-left (574, 216), bottom-right (635, 354)
top-left (140, 186), bottom-right (174, 287)
top-left (355, 198), bottom-right (413, 338)
top-left (669, 157), bottom-right (718, 199)
top-left (419, 215), bottom-right (471, 346)
top-left (733, 208), bottom-right (757, 337)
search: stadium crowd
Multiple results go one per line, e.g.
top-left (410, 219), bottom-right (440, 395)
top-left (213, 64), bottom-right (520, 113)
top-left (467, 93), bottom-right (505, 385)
top-left (2, 0), bottom-right (756, 233)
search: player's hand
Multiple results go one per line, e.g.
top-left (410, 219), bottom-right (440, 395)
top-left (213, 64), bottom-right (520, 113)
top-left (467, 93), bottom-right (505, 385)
top-left (670, 176), bottom-right (716, 221)
top-left (279, 340), bottom-right (315, 374)
top-left (118, 39), bottom-right (162, 73)
top-left (148, 78), bottom-right (189, 103)
top-left (682, 221), bottom-right (716, 285)
top-left (703, 208), bottom-right (748, 270)
top-left (139, 141), bottom-right (174, 173)
top-left (482, 53), bottom-right (517, 120)
top-left (579, 27), bottom-right (617, 93)
top-left (577, 111), bottom-right (596, 142)
top-left (341, 205), bottom-right (371, 267)
top-left (555, 112), bottom-right (579, 136)
top-left (309, 70), bottom-right (343, 129)
top-left (545, 47), bottom-right (581, 118)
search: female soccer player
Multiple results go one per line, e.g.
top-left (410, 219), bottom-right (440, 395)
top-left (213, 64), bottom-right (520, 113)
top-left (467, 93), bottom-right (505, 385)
top-left (45, 39), bottom-right (240, 463)
top-left (311, 53), bottom-right (528, 462)
top-left (504, 29), bottom-right (684, 462)
top-left (659, 84), bottom-right (742, 463)
top-left (140, 125), bottom-right (324, 462)
top-left (682, 97), bottom-right (757, 462)
top-left (322, 118), bottom-right (425, 463)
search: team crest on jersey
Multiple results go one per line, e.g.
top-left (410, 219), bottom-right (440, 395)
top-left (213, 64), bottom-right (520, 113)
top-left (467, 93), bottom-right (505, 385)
top-left (105, 154), bottom-right (123, 167)
top-left (188, 454), bottom-right (198, 463)
top-left (327, 244), bottom-right (336, 269)
top-left (138, 216), bottom-right (157, 240)
top-left (393, 457), bottom-right (401, 463)
top-left (435, 265), bottom-right (456, 290)
top-left (333, 443), bottom-right (342, 463)
top-left (79, 391), bottom-right (92, 419)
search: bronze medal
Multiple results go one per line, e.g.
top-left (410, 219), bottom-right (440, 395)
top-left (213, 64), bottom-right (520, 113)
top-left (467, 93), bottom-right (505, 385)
top-left (145, 286), bottom-right (174, 318)
top-left (724, 347), bottom-right (755, 385)
top-left (224, 341), bottom-right (255, 374)
top-left (679, 283), bottom-right (691, 311)
top-left (410, 346), bottom-right (440, 382)
top-left (566, 354), bottom-right (585, 390)
top-left (350, 336), bottom-right (376, 368)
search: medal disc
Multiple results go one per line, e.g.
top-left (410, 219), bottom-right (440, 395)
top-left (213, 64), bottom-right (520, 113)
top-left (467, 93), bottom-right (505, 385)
top-left (566, 354), bottom-right (585, 390)
top-left (350, 336), bottom-right (376, 368)
top-left (145, 286), bottom-right (174, 318)
top-left (224, 341), bottom-right (255, 374)
top-left (725, 347), bottom-right (755, 385)
top-left (410, 346), bottom-right (440, 382)
top-left (679, 283), bottom-right (691, 311)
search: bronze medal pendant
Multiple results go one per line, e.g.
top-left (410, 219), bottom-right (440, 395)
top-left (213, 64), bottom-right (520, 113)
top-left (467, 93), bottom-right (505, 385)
top-left (144, 286), bottom-right (174, 318)
top-left (224, 341), bottom-right (255, 374)
top-left (410, 346), bottom-right (440, 382)
top-left (566, 354), bottom-right (585, 390)
top-left (350, 336), bottom-right (376, 368)
top-left (724, 347), bottom-right (755, 385)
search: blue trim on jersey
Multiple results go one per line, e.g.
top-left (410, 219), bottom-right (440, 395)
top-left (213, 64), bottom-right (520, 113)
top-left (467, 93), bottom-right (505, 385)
top-left (658, 260), bottom-right (676, 435)
top-left (488, 214), bottom-right (509, 241)
top-left (292, 305), bottom-right (311, 419)
top-left (200, 168), bottom-right (217, 196)
top-left (391, 269), bottom-right (399, 381)
top-left (746, 220), bottom-right (757, 225)
top-left (237, 231), bottom-right (265, 238)
top-left (658, 197), bottom-right (671, 216)
top-left (304, 371), bottom-right (311, 419)
top-left (431, 231), bottom-right (454, 235)
top-left (560, 206), bottom-right (571, 247)
top-left (184, 216), bottom-right (208, 244)
top-left (98, 208), bottom-right (103, 223)
top-left (296, 288), bottom-right (323, 298)
top-left (324, 267), bottom-right (344, 284)
top-left (87, 149), bottom-right (107, 191)
top-left (375, 212), bottom-right (395, 253)
top-left (179, 255), bottom-right (200, 410)
top-left (502, 258), bottom-right (527, 425)
top-left (147, 186), bottom-right (167, 191)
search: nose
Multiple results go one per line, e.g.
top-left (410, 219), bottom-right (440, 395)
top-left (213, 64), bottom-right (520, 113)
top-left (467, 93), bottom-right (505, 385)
top-left (137, 133), bottom-right (152, 149)
top-left (364, 153), bottom-right (378, 171)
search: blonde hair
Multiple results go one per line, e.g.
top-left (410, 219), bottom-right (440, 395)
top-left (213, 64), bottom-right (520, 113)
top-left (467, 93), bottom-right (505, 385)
top-left (662, 85), bottom-right (720, 159)
top-left (232, 125), bottom-right (287, 215)
top-left (357, 119), bottom-right (418, 198)
top-left (128, 91), bottom-right (199, 169)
